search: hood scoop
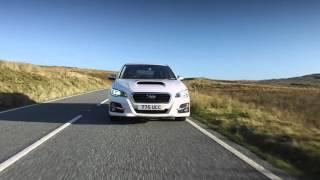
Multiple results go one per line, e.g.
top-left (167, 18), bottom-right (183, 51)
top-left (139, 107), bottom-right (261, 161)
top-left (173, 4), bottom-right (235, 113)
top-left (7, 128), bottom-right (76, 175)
top-left (136, 81), bottom-right (165, 86)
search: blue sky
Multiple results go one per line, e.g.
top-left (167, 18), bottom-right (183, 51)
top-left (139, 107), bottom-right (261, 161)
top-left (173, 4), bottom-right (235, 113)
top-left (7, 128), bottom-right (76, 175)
top-left (0, 0), bottom-right (320, 80)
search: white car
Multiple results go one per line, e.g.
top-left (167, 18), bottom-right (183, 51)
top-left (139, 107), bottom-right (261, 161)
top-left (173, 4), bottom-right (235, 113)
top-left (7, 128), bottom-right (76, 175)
top-left (108, 64), bottom-right (190, 121)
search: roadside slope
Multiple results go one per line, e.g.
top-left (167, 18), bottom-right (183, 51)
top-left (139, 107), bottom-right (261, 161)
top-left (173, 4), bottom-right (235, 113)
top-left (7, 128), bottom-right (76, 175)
top-left (186, 78), bottom-right (320, 179)
top-left (0, 59), bottom-right (113, 110)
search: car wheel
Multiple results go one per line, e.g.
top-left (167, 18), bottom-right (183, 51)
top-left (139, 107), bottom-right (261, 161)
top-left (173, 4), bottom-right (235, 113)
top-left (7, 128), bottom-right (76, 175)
top-left (175, 117), bottom-right (186, 121)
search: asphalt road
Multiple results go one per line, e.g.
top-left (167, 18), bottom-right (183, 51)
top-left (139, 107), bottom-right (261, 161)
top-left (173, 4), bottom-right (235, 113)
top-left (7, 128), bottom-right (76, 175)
top-left (0, 89), bottom-right (294, 180)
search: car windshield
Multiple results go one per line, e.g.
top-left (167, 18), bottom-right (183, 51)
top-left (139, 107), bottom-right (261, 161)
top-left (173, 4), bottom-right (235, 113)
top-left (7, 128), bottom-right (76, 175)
top-left (120, 65), bottom-right (176, 80)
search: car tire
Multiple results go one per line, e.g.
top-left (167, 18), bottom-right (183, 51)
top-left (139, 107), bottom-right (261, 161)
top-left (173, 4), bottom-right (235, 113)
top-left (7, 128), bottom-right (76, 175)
top-left (175, 117), bottom-right (186, 121)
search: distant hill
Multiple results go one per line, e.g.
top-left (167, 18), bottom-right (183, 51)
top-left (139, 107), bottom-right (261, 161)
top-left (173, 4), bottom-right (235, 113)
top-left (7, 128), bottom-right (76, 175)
top-left (260, 74), bottom-right (320, 87)
top-left (187, 74), bottom-right (320, 88)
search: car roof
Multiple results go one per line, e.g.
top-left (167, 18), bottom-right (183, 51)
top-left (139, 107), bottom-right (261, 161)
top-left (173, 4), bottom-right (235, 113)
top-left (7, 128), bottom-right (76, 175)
top-left (124, 63), bottom-right (168, 66)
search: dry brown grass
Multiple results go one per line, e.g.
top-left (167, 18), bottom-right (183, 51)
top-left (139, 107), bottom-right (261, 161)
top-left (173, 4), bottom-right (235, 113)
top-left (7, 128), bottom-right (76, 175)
top-left (0, 60), bottom-right (113, 109)
top-left (186, 78), bottom-right (320, 179)
top-left (187, 78), bottom-right (320, 128)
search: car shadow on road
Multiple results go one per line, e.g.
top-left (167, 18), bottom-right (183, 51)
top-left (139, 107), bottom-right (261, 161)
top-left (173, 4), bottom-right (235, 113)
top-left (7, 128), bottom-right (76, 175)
top-left (0, 101), bottom-right (179, 125)
top-left (77, 104), bottom-right (179, 125)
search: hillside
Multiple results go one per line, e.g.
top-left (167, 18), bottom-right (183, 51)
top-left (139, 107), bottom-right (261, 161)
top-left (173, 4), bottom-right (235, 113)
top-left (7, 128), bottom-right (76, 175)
top-left (0, 60), bottom-right (113, 110)
top-left (260, 74), bottom-right (320, 87)
top-left (185, 78), bottom-right (320, 179)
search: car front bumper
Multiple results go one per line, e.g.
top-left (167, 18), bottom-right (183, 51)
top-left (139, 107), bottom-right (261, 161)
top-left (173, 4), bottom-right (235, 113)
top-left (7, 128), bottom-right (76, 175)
top-left (108, 95), bottom-right (190, 118)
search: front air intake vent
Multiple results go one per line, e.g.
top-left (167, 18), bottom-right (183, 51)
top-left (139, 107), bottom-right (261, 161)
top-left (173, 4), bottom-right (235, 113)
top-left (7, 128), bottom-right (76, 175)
top-left (135, 109), bottom-right (169, 114)
top-left (136, 81), bottom-right (165, 86)
top-left (133, 93), bottom-right (171, 103)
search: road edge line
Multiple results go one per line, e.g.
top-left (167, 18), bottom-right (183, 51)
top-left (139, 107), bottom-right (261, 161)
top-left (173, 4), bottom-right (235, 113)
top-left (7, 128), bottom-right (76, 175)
top-left (0, 115), bottom-right (83, 173)
top-left (186, 118), bottom-right (282, 180)
top-left (97, 98), bottom-right (109, 106)
top-left (0, 88), bottom-right (107, 114)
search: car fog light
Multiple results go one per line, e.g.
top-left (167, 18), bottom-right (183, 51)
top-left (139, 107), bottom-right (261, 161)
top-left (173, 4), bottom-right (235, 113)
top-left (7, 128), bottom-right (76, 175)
top-left (110, 102), bottom-right (125, 113)
top-left (177, 103), bottom-right (190, 113)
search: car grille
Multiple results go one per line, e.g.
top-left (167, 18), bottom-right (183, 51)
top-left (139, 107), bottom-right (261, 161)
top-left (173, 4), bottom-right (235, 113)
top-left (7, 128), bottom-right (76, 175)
top-left (135, 109), bottom-right (168, 114)
top-left (132, 93), bottom-right (171, 103)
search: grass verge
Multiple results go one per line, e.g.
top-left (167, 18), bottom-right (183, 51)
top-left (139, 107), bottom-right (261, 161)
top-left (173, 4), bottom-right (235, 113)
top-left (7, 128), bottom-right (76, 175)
top-left (0, 60), bottom-right (113, 110)
top-left (187, 79), bottom-right (320, 179)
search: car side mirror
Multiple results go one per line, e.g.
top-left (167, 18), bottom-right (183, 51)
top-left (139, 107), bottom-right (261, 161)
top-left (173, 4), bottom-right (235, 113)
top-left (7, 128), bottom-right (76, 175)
top-left (108, 74), bottom-right (117, 81)
top-left (177, 76), bottom-right (184, 81)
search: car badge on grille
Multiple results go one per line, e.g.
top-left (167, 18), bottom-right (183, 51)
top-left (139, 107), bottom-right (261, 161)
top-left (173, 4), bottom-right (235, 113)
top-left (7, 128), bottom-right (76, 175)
top-left (146, 94), bottom-right (157, 100)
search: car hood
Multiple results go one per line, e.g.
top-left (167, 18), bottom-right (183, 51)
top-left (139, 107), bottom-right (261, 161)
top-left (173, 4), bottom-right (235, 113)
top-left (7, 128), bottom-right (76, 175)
top-left (112, 79), bottom-right (187, 94)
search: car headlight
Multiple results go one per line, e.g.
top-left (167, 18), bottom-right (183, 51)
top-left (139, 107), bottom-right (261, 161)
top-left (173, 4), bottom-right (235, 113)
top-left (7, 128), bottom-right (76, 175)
top-left (111, 88), bottom-right (127, 97)
top-left (176, 89), bottom-right (189, 98)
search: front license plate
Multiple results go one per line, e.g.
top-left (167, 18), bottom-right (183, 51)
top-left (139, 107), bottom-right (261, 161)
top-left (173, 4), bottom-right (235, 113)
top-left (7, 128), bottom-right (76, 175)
top-left (137, 104), bottom-right (163, 110)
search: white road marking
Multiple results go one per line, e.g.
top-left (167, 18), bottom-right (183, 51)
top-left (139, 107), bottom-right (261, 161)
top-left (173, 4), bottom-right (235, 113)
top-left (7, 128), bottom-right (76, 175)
top-left (186, 118), bottom-right (282, 180)
top-left (0, 115), bottom-right (83, 173)
top-left (97, 98), bottom-right (109, 106)
top-left (0, 88), bottom-right (107, 114)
